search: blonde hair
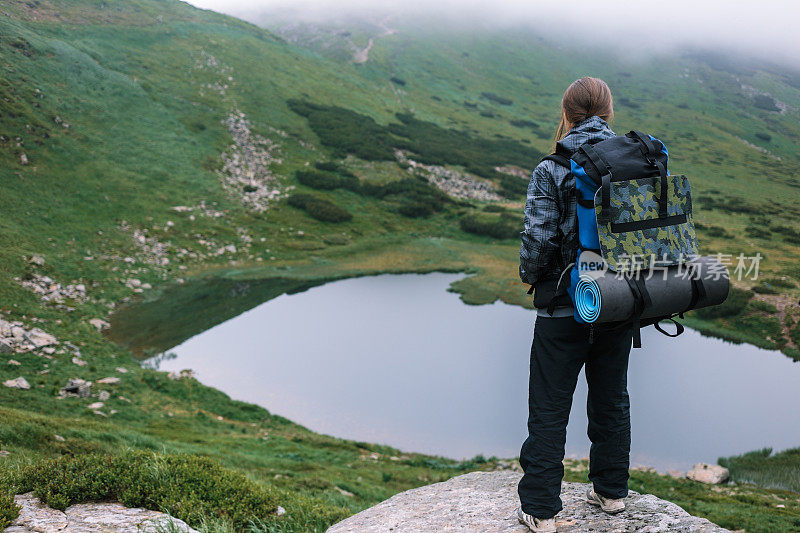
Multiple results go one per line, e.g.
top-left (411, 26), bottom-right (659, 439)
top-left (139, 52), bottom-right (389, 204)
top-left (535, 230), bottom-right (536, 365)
top-left (554, 77), bottom-right (614, 148)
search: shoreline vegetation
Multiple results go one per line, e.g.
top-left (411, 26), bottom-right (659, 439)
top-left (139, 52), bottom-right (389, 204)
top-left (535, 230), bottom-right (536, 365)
top-left (1, 0), bottom-right (800, 531)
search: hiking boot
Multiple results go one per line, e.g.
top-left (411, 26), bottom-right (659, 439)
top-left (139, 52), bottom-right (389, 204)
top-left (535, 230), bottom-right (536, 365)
top-left (516, 507), bottom-right (557, 533)
top-left (586, 487), bottom-right (625, 514)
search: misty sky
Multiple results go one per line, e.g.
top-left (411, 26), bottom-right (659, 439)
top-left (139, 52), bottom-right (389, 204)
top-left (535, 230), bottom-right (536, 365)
top-left (187, 0), bottom-right (800, 67)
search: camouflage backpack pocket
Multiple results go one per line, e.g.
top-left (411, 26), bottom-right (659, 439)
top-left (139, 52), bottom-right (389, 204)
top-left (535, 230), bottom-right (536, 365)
top-left (594, 174), bottom-right (698, 272)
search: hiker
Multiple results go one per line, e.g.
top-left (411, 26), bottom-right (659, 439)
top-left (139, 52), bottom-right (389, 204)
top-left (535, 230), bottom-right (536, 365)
top-left (516, 77), bottom-right (632, 533)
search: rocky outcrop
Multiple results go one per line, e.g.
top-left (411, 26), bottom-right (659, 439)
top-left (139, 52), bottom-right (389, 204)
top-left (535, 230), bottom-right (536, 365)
top-left (327, 471), bottom-right (728, 532)
top-left (219, 110), bottom-right (285, 212)
top-left (0, 318), bottom-right (60, 356)
top-left (396, 150), bottom-right (501, 202)
top-left (5, 493), bottom-right (197, 533)
top-left (17, 274), bottom-right (88, 308)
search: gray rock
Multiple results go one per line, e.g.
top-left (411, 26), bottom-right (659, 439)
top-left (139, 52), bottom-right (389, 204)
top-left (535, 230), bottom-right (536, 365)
top-left (6, 493), bottom-right (198, 532)
top-left (61, 378), bottom-right (92, 398)
top-left (327, 471), bottom-right (728, 533)
top-left (89, 318), bottom-right (110, 331)
top-left (687, 463), bottom-right (730, 485)
top-left (26, 328), bottom-right (57, 348)
top-left (3, 377), bottom-right (30, 390)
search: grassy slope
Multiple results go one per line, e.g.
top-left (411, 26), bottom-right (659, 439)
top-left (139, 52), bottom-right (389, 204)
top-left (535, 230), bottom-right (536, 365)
top-left (0, 0), bottom-right (798, 531)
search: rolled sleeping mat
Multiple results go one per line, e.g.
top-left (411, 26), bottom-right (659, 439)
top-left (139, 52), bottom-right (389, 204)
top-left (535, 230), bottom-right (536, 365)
top-left (575, 255), bottom-right (729, 324)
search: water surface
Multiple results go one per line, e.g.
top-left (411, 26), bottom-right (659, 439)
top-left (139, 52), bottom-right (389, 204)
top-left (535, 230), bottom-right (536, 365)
top-left (138, 273), bottom-right (800, 471)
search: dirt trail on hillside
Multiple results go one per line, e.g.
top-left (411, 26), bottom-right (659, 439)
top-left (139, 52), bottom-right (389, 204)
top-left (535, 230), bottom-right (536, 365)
top-left (353, 17), bottom-right (396, 63)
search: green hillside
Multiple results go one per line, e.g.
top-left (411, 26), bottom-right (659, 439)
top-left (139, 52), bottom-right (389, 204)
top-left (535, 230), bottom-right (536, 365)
top-left (1, 1), bottom-right (800, 531)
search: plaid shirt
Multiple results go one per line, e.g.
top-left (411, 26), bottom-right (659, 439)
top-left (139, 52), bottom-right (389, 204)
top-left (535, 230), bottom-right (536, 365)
top-left (519, 116), bottom-right (615, 286)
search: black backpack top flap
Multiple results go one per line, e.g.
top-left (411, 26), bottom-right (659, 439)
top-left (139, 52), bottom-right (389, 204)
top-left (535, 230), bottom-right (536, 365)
top-left (571, 131), bottom-right (668, 185)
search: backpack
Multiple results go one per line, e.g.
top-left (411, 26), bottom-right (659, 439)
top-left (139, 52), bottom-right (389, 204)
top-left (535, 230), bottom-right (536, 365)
top-left (541, 130), bottom-right (699, 347)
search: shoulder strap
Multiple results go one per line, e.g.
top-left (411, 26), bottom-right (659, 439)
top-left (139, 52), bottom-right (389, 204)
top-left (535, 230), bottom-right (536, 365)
top-left (540, 153), bottom-right (571, 169)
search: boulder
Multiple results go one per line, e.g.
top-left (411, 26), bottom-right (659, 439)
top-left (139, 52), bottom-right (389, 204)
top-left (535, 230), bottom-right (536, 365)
top-left (60, 378), bottom-right (92, 398)
top-left (3, 377), bottom-right (30, 390)
top-left (327, 471), bottom-right (728, 533)
top-left (89, 318), bottom-right (111, 331)
top-left (6, 493), bottom-right (198, 532)
top-left (26, 328), bottom-right (57, 348)
top-left (687, 463), bottom-right (730, 485)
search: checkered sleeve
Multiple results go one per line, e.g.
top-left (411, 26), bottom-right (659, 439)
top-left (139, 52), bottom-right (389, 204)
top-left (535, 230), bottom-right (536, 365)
top-left (519, 162), bottom-right (560, 285)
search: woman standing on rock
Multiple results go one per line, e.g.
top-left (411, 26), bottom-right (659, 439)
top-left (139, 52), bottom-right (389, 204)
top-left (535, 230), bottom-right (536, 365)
top-left (516, 77), bottom-right (632, 533)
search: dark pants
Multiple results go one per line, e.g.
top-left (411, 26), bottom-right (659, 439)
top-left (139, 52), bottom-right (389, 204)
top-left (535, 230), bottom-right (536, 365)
top-left (518, 316), bottom-right (633, 519)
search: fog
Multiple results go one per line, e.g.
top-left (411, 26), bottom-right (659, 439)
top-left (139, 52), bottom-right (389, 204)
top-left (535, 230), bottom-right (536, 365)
top-left (188, 0), bottom-right (800, 69)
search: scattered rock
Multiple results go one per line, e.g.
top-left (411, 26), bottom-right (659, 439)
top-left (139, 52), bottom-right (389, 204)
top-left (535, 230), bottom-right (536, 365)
top-left (26, 328), bottom-right (57, 348)
top-left (327, 471), bottom-right (729, 532)
top-left (396, 150), bottom-right (502, 202)
top-left (19, 153), bottom-right (29, 165)
top-left (29, 254), bottom-right (45, 266)
top-left (168, 369), bottom-right (195, 381)
top-left (87, 402), bottom-right (104, 410)
top-left (219, 109), bottom-right (285, 212)
top-left (687, 463), bottom-right (730, 485)
top-left (334, 486), bottom-right (355, 497)
top-left (3, 377), bottom-right (30, 390)
top-left (17, 273), bottom-right (88, 306)
top-left (60, 378), bottom-right (92, 398)
top-left (7, 359), bottom-right (20, 365)
top-left (98, 390), bottom-right (111, 401)
top-left (116, 367), bottom-right (128, 373)
top-left (54, 434), bottom-right (65, 442)
top-left (0, 318), bottom-right (60, 354)
top-left (0, 450), bottom-right (9, 458)
top-left (97, 377), bottom-right (121, 385)
top-left (8, 493), bottom-right (198, 532)
top-left (89, 318), bottom-right (110, 331)
top-left (277, 506), bottom-right (286, 516)
top-left (72, 357), bottom-right (87, 367)
top-left (667, 470), bottom-right (685, 479)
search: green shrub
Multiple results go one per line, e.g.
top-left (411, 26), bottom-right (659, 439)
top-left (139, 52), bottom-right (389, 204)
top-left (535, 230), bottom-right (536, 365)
top-left (755, 132), bottom-right (771, 142)
top-left (762, 277), bottom-right (795, 288)
top-left (389, 113), bottom-right (537, 179)
top-left (289, 100), bottom-right (539, 185)
top-left (753, 94), bottom-right (780, 112)
top-left (295, 170), bottom-right (340, 190)
top-left (459, 213), bottom-right (519, 239)
top-left (286, 194), bottom-right (352, 223)
top-left (397, 200), bottom-right (434, 218)
top-left (694, 287), bottom-right (751, 319)
top-left (704, 225), bottom-right (730, 238)
top-left (480, 92), bottom-right (513, 105)
top-left (287, 100), bottom-right (396, 160)
top-left (0, 491), bottom-right (19, 530)
top-left (14, 451), bottom-right (346, 531)
top-left (745, 225), bottom-right (771, 239)
top-left (482, 204), bottom-right (510, 213)
top-left (748, 300), bottom-right (777, 314)
top-left (313, 161), bottom-right (339, 172)
top-left (790, 322), bottom-right (800, 347)
top-left (617, 97), bottom-right (641, 109)
top-left (509, 119), bottom-right (539, 129)
top-left (307, 198), bottom-right (352, 222)
top-left (389, 76), bottom-right (406, 86)
top-left (359, 177), bottom-right (449, 215)
top-left (751, 283), bottom-right (779, 295)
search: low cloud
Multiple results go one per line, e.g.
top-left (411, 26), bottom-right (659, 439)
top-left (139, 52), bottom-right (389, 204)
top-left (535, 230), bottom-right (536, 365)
top-left (188, 0), bottom-right (800, 69)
